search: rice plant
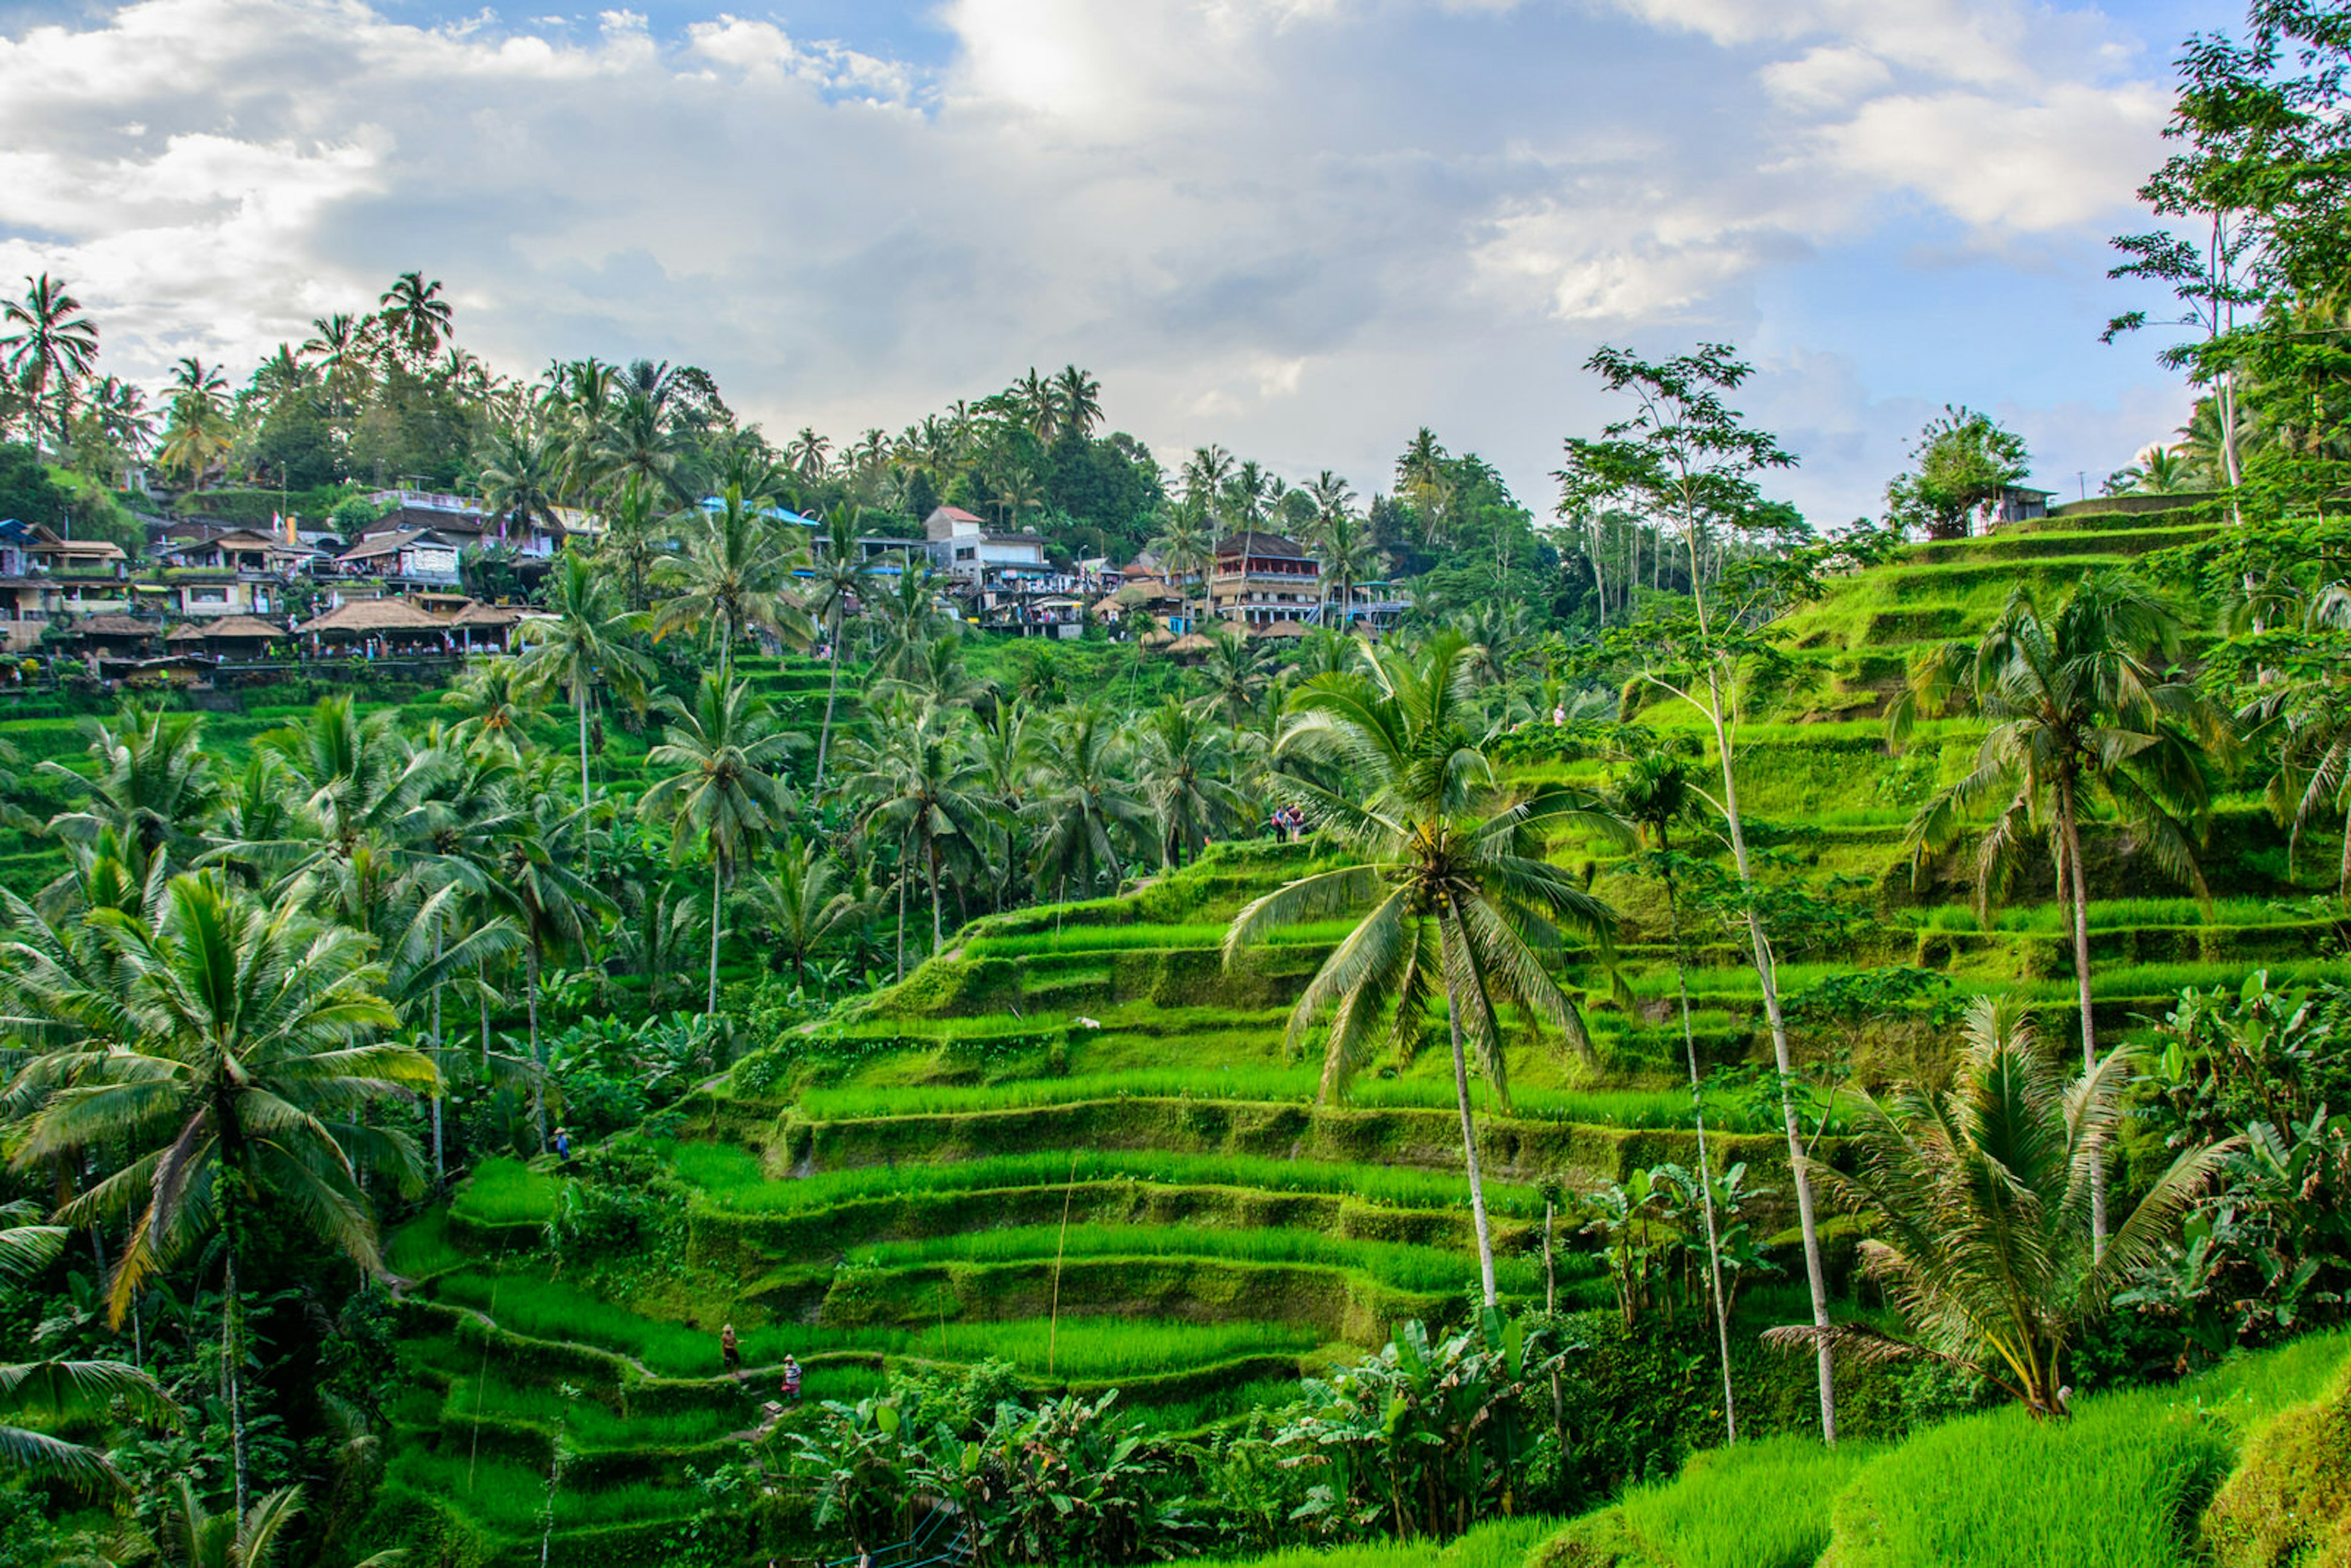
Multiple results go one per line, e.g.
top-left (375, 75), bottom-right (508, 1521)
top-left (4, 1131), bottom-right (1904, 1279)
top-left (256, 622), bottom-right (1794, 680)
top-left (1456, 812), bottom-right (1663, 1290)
top-left (451, 1157), bottom-right (565, 1227)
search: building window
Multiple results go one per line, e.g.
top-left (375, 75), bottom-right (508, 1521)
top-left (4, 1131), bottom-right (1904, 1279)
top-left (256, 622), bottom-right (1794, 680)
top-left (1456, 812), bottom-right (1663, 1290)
top-left (191, 587), bottom-right (228, 605)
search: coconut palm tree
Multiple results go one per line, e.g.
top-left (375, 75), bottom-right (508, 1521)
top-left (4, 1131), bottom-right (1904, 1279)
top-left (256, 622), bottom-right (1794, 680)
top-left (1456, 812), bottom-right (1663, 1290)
top-left (869, 562), bottom-right (953, 681)
top-left (377, 271), bottom-right (454, 364)
top-left (1223, 633), bottom-right (1622, 1304)
top-left (748, 835), bottom-right (863, 985)
top-left (1891, 572), bottom-right (2231, 1251)
top-left (439, 658), bottom-right (545, 745)
top-left (157, 359), bottom-right (233, 489)
top-left (639, 672), bottom-right (803, 1013)
top-left (1196, 627), bottom-right (1272, 726)
top-left (2, 274), bottom-right (100, 455)
top-left (1613, 751), bottom-right (1739, 1441)
top-left (593, 390), bottom-right (696, 505)
top-left (2, 870), bottom-right (426, 1511)
top-left (477, 424), bottom-right (568, 546)
top-left (806, 506), bottom-right (877, 789)
top-left (1767, 998), bottom-right (2232, 1417)
top-left (1135, 698), bottom-right (1246, 868)
top-left (0, 1212), bottom-right (179, 1491)
top-left (653, 485), bottom-right (811, 680)
top-left (1314, 509), bottom-right (1384, 625)
top-left (519, 550), bottom-right (655, 841)
top-left (789, 427), bottom-right (833, 480)
top-left (1026, 706), bottom-right (1147, 905)
top-left (1146, 508), bottom-right (1215, 631)
top-left (840, 701), bottom-right (997, 969)
top-left (479, 773), bottom-right (609, 1151)
top-left (40, 707), bottom-right (220, 868)
top-left (1051, 364), bottom-right (1103, 439)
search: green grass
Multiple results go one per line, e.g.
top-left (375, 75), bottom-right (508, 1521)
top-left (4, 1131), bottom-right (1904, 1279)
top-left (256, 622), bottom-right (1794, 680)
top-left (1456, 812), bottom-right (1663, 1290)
top-left (383, 1447), bottom-right (699, 1531)
top-left (840, 1222), bottom-right (1548, 1297)
top-left (386, 1210), bottom-right (467, 1278)
top-left (432, 1269), bottom-right (1327, 1380)
top-left (1919, 896), bottom-right (2317, 933)
top-left (962, 918), bottom-right (1363, 956)
top-left (1823, 1333), bottom-right (2351, 1568)
top-left (443, 1372), bottom-right (745, 1449)
top-left (1216, 1514), bottom-right (1561, 1568)
top-left (682, 1146), bottom-right (1548, 1218)
top-left (1599, 1435), bottom-right (1880, 1568)
top-left (797, 1072), bottom-right (1783, 1133)
top-left (449, 1157), bottom-right (563, 1228)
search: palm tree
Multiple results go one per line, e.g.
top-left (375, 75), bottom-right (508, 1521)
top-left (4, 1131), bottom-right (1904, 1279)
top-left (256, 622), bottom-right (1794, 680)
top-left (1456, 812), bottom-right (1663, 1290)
top-left (1026, 707), bottom-right (1147, 905)
top-left (477, 424), bottom-right (568, 546)
top-left (869, 562), bottom-right (951, 680)
top-left (748, 835), bottom-right (862, 985)
top-left (806, 506), bottom-right (877, 789)
top-left (789, 426), bottom-right (833, 480)
top-left (0, 1212), bottom-right (179, 1490)
top-left (1314, 509), bottom-right (1384, 626)
top-left (1891, 573), bottom-right (2230, 1251)
top-left (1613, 752), bottom-right (1739, 1441)
top-left (1767, 999), bottom-right (2231, 1417)
top-left (2, 274), bottom-right (100, 454)
top-left (247, 696), bottom-right (440, 913)
top-left (1146, 508), bottom-right (1215, 631)
top-left (639, 673), bottom-right (803, 1013)
top-left (1052, 364), bottom-right (1104, 439)
top-left (840, 701), bottom-right (997, 969)
top-left (40, 707), bottom-right (220, 868)
top-left (158, 358), bottom-right (233, 489)
top-left (440, 658), bottom-right (545, 743)
top-left (4, 871), bottom-right (426, 1512)
top-left (519, 551), bottom-right (655, 842)
top-left (480, 776), bottom-right (608, 1151)
top-left (119, 1479), bottom-right (400, 1568)
top-left (1397, 427), bottom-right (1453, 546)
top-left (377, 271), bottom-right (454, 364)
top-left (1135, 699), bottom-right (1245, 868)
top-left (1196, 627), bottom-right (1272, 726)
top-left (653, 486), bottom-right (811, 680)
top-left (1223, 634), bottom-right (1621, 1304)
top-left (592, 390), bottom-right (696, 505)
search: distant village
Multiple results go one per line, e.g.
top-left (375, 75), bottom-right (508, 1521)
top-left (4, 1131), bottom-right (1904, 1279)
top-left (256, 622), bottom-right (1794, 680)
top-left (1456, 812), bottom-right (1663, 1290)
top-left (0, 490), bottom-right (1409, 688)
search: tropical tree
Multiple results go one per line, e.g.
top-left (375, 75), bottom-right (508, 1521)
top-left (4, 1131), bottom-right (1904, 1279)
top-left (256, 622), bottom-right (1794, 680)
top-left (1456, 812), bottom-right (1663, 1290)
top-left (481, 775), bottom-right (609, 1151)
top-left (1768, 998), bottom-right (2232, 1416)
top-left (377, 271), bottom-right (454, 364)
top-left (841, 702), bottom-right (997, 968)
top-left (1315, 509), bottom-right (1384, 625)
top-left (1613, 751), bottom-right (1739, 1441)
top-left (0, 1213), bottom-right (179, 1490)
top-left (1027, 707), bottom-right (1147, 904)
top-left (1051, 364), bottom-right (1104, 439)
top-left (1, 273), bottom-right (100, 454)
top-left (655, 484), bottom-right (810, 680)
top-left (806, 506), bottom-right (877, 789)
top-left (478, 424), bottom-right (568, 546)
top-left (2, 871), bottom-right (425, 1512)
top-left (869, 560), bottom-right (953, 681)
top-left (1146, 508), bottom-right (1215, 630)
top-left (157, 358), bottom-right (234, 488)
top-left (1196, 628), bottom-right (1273, 726)
top-left (1891, 572), bottom-right (2230, 1250)
top-left (639, 672), bottom-right (803, 1013)
top-left (1134, 699), bottom-right (1246, 869)
top-left (40, 707), bottom-right (220, 868)
top-left (1223, 634), bottom-right (1622, 1303)
top-left (519, 550), bottom-right (655, 839)
top-left (748, 835), bottom-right (863, 985)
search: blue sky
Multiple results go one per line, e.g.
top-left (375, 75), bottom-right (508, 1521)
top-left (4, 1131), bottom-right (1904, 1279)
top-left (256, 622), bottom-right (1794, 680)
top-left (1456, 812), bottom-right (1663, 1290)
top-left (0, 0), bottom-right (2237, 523)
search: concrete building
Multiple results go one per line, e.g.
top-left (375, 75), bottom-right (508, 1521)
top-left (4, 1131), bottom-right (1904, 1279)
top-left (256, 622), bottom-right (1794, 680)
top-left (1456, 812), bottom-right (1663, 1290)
top-left (1208, 531), bottom-right (1321, 627)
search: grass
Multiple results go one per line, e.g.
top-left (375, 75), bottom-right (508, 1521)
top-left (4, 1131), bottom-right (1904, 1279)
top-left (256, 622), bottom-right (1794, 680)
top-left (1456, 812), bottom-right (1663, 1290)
top-left (839, 1222), bottom-right (1552, 1297)
top-left (1919, 896), bottom-right (2317, 933)
top-left (386, 1210), bottom-right (467, 1279)
top-left (383, 1447), bottom-right (699, 1531)
top-left (796, 1072), bottom-right (1785, 1133)
top-left (681, 1146), bottom-right (1551, 1218)
top-left (1821, 1333), bottom-right (2351, 1568)
top-left (962, 918), bottom-right (1364, 956)
top-left (433, 1269), bottom-right (1328, 1381)
top-left (449, 1157), bottom-right (564, 1228)
top-left (1567, 1435), bottom-right (1881, 1568)
top-left (443, 1371), bottom-right (744, 1449)
top-left (1215, 1514), bottom-right (1562, 1568)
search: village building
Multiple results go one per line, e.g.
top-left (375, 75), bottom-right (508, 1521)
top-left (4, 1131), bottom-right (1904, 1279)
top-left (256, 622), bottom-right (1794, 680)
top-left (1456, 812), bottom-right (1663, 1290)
top-left (1207, 531), bottom-right (1322, 627)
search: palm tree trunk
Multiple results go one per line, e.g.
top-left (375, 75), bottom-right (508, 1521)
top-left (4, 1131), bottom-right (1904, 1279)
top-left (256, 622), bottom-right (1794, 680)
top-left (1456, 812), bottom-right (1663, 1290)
top-left (895, 836), bottom-right (909, 981)
top-left (432, 926), bottom-right (446, 1189)
top-left (2060, 787), bottom-right (2107, 1256)
top-left (1665, 862), bottom-right (1738, 1444)
top-left (576, 682), bottom-right (593, 872)
top-left (223, 1247), bottom-right (249, 1517)
top-left (708, 853), bottom-right (724, 1016)
top-left (1706, 680), bottom-right (1835, 1443)
top-left (816, 612), bottom-right (842, 789)
top-left (929, 839), bottom-right (943, 954)
top-left (527, 944), bottom-right (547, 1155)
top-left (1444, 983), bottom-right (1499, 1307)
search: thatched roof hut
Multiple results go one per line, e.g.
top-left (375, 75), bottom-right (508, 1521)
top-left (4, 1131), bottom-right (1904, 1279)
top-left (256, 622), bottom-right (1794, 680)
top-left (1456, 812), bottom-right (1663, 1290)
top-left (298, 598), bottom-right (452, 638)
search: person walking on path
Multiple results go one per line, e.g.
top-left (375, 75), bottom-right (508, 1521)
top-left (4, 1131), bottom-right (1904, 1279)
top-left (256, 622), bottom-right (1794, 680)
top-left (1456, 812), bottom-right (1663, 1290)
top-left (781, 1356), bottom-right (802, 1403)
top-left (721, 1323), bottom-right (741, 1379)
top-left (553, 1127), bottom-right (572, 1163)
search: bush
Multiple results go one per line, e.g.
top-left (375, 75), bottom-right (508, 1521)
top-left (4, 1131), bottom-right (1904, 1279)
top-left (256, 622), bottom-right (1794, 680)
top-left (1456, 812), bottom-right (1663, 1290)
top-left (2200, 1352), bottom-right (2351, 1567)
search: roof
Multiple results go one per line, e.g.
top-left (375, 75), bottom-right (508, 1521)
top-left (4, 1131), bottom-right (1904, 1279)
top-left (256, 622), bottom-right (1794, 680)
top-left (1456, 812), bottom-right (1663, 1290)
top-left (337, 529), bottom-right (457, 563)
top-left (1249, 619), bottom-right (1310, 638)
top-left (1166, 632), bottom-right (1216, 655)
top-left (167, 614), bottom-right (283, 642)
top-left (934, 506), bottom-right (984, 523)
top-left (449, 601), bottom-right (521, 627)
top-left (700, 496), bottom-right (817, 527)
top-left (1138, 627), bottom-right (1176, 647)
top-left (298, 598), bottom-right (452, 634)
top-left (70, 614), bottom-right (162, 638)
top-left (1215, 530), bottom-right (1307, 560)
top-left (36, 537), bottom-right (127, 561)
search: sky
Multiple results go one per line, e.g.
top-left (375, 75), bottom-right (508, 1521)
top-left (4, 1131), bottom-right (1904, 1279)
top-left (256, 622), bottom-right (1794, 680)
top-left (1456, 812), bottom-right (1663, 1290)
top-left (0, 0), bottom-right (2236, 525)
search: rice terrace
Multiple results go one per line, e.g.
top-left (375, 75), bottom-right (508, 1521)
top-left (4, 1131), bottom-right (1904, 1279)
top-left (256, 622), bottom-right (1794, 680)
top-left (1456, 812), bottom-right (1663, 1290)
top-left (2, 1), bottom-right (2350, 1566)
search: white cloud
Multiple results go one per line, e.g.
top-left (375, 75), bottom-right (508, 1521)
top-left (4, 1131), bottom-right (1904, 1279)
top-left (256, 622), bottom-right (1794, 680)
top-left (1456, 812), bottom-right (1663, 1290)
top-left (0, 0), bottom-right (2189, 527)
